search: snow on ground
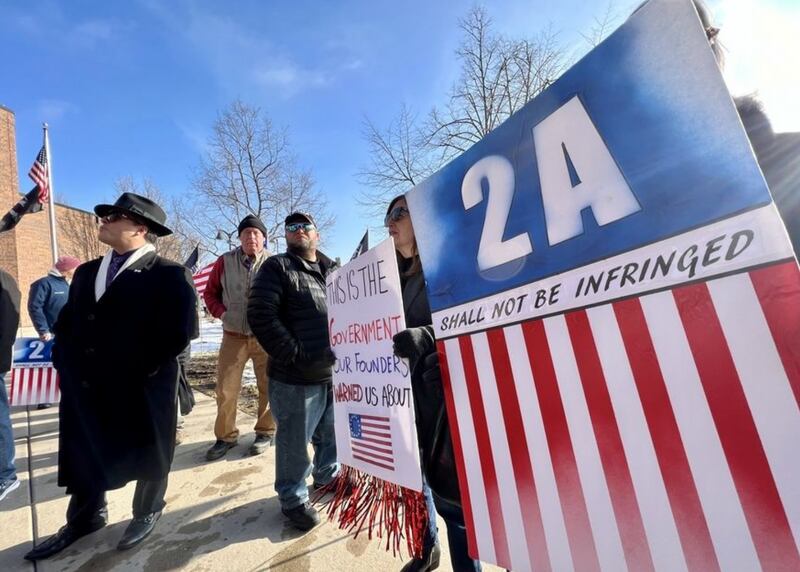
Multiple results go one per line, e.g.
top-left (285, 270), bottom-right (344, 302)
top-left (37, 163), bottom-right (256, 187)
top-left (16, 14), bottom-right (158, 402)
top-left (192, 318), bottom-right (256, 385)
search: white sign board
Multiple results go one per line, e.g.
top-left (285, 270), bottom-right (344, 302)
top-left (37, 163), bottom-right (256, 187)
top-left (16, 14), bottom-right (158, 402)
top-left (326, 237), bottom-right (422, 491)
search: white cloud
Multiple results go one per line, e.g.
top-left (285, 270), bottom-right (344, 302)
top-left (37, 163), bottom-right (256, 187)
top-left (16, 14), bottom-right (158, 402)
top-left (71, 19), bottom-right (115, 46)
top-left (142, 2), bottom-right (360, 98)
top-left (174, 120), bottom-right (210, 155)
top-left (4, 2), bottom-right (125, 51)
top-left (37, 99), bottom-right (78, 121)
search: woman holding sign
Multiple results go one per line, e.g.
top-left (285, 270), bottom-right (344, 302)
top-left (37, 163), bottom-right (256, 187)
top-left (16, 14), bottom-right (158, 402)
top-left (388, 195), bottom-right (482, 572)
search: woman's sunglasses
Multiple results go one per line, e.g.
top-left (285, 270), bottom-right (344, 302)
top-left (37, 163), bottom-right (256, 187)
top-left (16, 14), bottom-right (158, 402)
top-left (286, 222), bottom-right (316, 233)
top-left (384, 206), bottom-right (409, 227)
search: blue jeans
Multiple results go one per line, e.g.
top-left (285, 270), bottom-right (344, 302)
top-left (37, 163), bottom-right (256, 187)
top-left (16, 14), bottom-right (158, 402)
top-left (432, 490), bottom-right (482, 572)
top-left (0, 372), bottom-right (17, 483)
top-left (421, 480), bottom-right (440, 553)
top-left (269, 379), bottom-right (338, 510)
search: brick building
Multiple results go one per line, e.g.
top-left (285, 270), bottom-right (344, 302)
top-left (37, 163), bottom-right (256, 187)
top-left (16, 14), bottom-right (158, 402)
top-left (0, 104), bottom-right (103, 328)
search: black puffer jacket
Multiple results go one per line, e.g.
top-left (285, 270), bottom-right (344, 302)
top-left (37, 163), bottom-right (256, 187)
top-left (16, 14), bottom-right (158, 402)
top-left (248, 251), bottom-right (338, 385)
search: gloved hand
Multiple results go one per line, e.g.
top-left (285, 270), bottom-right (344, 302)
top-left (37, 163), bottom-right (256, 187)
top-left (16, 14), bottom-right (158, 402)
top-left (392, 327), bottom-right (434, 363)
top-left (421, 351), bottom-right (442, 386)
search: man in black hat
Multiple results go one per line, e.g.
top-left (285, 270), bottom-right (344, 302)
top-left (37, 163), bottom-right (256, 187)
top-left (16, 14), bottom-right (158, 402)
top-left (248, 211), bottom-right (339, 531)
top-left (24, 193), bottom-right (197, 560)
top-left (203, 214), bottom-right (276, 460)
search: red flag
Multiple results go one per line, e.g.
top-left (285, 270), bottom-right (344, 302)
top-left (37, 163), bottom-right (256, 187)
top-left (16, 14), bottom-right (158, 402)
top-left (192, 263), bottom-right (214, 297)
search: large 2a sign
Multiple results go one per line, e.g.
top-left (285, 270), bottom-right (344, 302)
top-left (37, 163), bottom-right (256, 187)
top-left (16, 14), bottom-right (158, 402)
top-left (407, 0), bottom-right (800, 570)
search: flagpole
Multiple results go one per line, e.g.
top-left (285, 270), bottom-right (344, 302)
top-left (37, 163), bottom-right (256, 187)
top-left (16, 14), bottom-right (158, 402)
top-left (43, 123), bottom-right (58, 264)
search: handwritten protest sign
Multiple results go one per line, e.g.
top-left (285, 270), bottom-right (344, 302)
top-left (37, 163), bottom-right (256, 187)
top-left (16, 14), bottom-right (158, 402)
top-left (407, 0), bottom-right (800, 570)
top-left (9, 337), bottom-right (59, 406)
top-left (326, 237), bottom-right (422, 492)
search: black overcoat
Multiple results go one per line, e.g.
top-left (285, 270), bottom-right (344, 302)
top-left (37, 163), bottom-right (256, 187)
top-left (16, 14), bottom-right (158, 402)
top-left (52, 251), bottom-right (196, 493)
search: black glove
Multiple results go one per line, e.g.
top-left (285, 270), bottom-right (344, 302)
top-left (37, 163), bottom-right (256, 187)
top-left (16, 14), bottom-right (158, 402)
top-left (392, 327), bottom-right (434, 363)
top-left (421, 351), bottom-right (442, 386)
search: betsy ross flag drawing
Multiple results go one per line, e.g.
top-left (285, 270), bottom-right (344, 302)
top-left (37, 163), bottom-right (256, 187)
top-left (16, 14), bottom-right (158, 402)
top-left (407, 0), bottom-right (800, 570)
top-left (348, 413), bottom-right (394, 471)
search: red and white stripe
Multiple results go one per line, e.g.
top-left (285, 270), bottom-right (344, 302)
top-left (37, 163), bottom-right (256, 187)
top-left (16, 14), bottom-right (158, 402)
top-left (9, 366), bottom-right (60, 406)
top-left (193, 263), bottom-right (214, 297)
top-left (28, 145), bottom-right (50, 204)
top-left (438, 260), bottom-right (800, 571)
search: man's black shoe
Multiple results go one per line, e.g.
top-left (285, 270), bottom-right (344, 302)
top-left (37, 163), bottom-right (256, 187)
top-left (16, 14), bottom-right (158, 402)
top-left (400, 543), bottom-right (441, 572)
top-left (205, 440), bottom-right (236, 461)
top-left (249, 434), bottom-right (273, 456)
top-left (24, 521), bottom-right (106, 561)
top-left (117, 511), bottom-right (162, 550)
top-left (281, 502), bottom-right (320, 531)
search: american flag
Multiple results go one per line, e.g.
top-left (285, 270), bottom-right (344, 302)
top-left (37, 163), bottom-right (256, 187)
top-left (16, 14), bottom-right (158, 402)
top-left (9, 366), bottom-right (60, 406)
top-left (192, 262), bottom-right (214, 297)
top-left (349, 413), bottom-right (394, 471)
top-left (28, 145), bottom-right (50, 204)
top-left (437, 260), bottom-right (800, 571)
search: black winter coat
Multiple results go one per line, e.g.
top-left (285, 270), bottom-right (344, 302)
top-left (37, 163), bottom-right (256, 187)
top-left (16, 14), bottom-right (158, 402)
top-left (399, 259), bottom-right (463, 505)
top-left (248, 251), bottom-right (338, 385)
top-left (53, 251), bottom-right (196, 492)
top-left (0, 269), bottom-right (20, 373)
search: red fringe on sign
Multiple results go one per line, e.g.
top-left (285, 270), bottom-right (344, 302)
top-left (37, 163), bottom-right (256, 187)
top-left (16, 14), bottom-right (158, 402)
top-left (312, 464), bottom-right (428, 559)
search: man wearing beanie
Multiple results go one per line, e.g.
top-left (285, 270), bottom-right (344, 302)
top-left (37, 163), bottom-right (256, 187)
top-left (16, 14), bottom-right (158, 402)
top-left (28, 255), bottom-right (81, 343)
top-left (203, 214), bottom-right (276, 460)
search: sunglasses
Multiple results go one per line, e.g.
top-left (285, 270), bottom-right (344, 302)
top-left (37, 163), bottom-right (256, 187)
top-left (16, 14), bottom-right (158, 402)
top-left (101, 212), bottom-right (137, 224)
top-left (384, 206), bottom-right (409, 227)
top-left (286, 222), bottom-right (316, 233)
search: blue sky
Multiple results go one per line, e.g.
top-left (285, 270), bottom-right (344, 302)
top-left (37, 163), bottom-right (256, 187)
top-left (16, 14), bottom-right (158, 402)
top-left (1, 0), bottom-right (796, 260)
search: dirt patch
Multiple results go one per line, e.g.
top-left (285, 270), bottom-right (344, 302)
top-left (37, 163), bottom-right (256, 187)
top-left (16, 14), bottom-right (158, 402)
top-left (186, 354), bottom-right (260, 417)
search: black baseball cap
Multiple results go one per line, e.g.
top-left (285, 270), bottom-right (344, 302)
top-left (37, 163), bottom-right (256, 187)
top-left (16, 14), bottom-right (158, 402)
top-left (285, 212), bottom-right (316, 226)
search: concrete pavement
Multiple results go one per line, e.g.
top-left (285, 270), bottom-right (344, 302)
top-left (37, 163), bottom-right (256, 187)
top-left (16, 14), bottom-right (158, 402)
top-left (0, 392), bottom-right (500, 571)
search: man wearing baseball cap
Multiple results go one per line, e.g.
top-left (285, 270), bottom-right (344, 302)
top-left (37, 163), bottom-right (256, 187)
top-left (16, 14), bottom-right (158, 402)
top-left (248, 211), bottom-right (339, 531)
top-left (203, 214), bottom-right (276, 460)
top-left (24, 193), bottom-right (197, 560)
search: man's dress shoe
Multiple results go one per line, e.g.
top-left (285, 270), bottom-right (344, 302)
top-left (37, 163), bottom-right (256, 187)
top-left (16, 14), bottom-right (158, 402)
top-left (117, 511), bottom-right (162, 550)
top-left (24, 522), bottom-right (105, 561)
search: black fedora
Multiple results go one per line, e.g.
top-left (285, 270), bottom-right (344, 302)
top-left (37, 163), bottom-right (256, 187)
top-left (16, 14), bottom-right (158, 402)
top-left (94, 193), bottom-right (173, 237)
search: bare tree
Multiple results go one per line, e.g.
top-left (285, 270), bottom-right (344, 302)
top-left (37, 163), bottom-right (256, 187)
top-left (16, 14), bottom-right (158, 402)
top-left (580, 1), bottom-right (620, 48)
top-left (359, 6), bottom-right (566, 212)
top-left (57, 205), bottom-right (105, 262)
top-left (427, 7), bottom-right (565, 158)
top-left (182, 100), bottom-right (333, 255)
top-left (357, 104), bottom-right (437, 217)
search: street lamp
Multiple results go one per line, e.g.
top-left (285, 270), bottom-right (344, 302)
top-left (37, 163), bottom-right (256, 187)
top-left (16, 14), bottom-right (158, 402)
top-left (215, 229), bottom-right (237, 251)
